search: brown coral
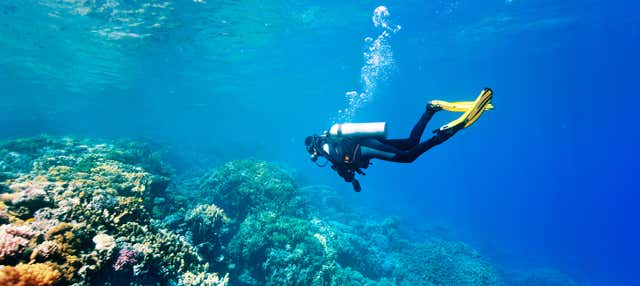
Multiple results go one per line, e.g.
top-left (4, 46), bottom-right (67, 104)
top-left (42, 223), bottom-right (84, 282)
top-left (0, 263), bottom-right (61, 286)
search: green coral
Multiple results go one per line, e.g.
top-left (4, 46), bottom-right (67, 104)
top-left (200, 159), bottom-right (303, 220)
top-left (186, 204), bottom-right (230, 239)
top-left (199, 160), bottom-right (376, 286)
top-left (394, 239), bottom-right (503, 286)
top-left (227, 210), bottom-right (330, 286)
top-left (185, 204), bottom-right (230, 258)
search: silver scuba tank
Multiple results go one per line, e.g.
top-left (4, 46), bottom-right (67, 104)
top-left (328, 122), bottom-right (387, 138)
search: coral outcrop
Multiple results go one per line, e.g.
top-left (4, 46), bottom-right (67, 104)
top-left (0, 136), bottom-right (225, 285)
top-left (197, 159), bottom-right (503, 286)
top-left (199, 159), bottom-right (304, 220)
top-left (0, 263), bottom-right (61, 286)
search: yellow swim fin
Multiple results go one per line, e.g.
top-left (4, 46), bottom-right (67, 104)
top-left (430, 100), bottom-right (494, 113)
top-left (435, 88), bottom-right (493, 133)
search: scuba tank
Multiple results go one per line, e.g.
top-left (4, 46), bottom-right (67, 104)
top-left (328, 122), bottom-right (387, 139)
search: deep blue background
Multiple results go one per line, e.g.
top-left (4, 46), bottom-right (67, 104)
top-left (1, 0), bottom-right (638, 284)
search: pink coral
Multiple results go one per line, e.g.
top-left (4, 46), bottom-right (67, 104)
top-left (32, 241), bottom-right (59, 261)
top-left (113, 247), bottom-right (138, 271)
top-left (2, 181), bottom-right (53, 219)
top-left (7, 182), bottom-right (49, 205)
top-left (0, 225), bottom-right (36, 262)
top-left (4, 225), bottom-right (36, 237)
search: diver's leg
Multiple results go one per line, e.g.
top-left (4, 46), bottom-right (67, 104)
top-left (359, 139), bottom-right (404, 161)
top-left (379, 105), bottom-right (439, 150)
top-left (383, 125), bottom-right (462, 163)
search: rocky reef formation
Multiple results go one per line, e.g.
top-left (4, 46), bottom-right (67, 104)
top-left (0, 137), bottom-right (227, 286)
top-left (0, 136), bottom-right (576, 286)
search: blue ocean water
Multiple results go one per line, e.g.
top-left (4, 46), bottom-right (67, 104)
top-left (1, 0), bottom-right (638, 285)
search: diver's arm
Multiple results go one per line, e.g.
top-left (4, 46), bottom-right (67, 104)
top-left (331, 163), bottom-right (362, 192)
top-left (332, 164), bottom-right (354, 182)
top-left (352, 179), bottom-right (362, 192)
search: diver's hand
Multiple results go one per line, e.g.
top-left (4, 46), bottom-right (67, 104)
top-left (333, 165), bottom-right (355, 182)
top-left (352, 179), bottom-right (362, 192)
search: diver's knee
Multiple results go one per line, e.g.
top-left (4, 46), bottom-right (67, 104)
top-left (394, 155), bottom-right (416, 163)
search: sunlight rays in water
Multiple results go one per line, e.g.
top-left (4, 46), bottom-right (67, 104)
top-left (0, 1), bottom-right (362, 95)
top-left (0, 1), bottom-right (173, 93)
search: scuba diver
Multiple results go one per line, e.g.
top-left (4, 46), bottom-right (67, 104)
top-left (305, 88), bottom-right (494, 192)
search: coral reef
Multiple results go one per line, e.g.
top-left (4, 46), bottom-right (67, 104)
top-left (0, 136), bottom-right (225, 285)
top-left (199, 159), bottom-right (503, 286)
top-left (0, 136), bottom-right (577, 286)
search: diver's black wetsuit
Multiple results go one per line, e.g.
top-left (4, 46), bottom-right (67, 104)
top-left (358, 106), bottom-right (459, 163)
top-left (309, 106), bottom-right (460, 191)
top-left (307, 87), bottom-right (492, 191)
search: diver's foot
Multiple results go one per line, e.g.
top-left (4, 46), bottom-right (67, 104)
top-left (427, 101), bottom-right (443, 112)
top-left (429, 99), bottom-right (495, 113)
top-left (432, 88), bottom-right (493, 134)
top-left (432, 120), bottom-right (464, 136)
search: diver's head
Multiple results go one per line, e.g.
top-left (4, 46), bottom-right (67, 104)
top-left (305, 135), bottom-right (322, 162)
